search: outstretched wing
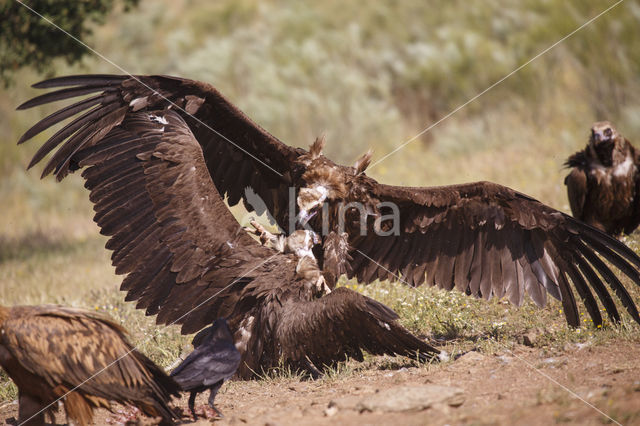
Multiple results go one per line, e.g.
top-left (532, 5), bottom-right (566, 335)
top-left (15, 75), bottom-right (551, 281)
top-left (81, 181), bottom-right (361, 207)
top-left (17, 74), bottom-right (303, 229)
top-left (276, 287), bottom-right (440, 369)
top-left (21, 103), bottom-right (285, 334)
top-left (347, 180), bottom-right (640, 327)
top-left (2, 306), bottom-right (178, 419)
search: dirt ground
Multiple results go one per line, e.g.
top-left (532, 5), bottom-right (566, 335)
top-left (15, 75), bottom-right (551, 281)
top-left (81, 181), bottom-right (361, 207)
top-left (2, 340), bottom-right (639, 426)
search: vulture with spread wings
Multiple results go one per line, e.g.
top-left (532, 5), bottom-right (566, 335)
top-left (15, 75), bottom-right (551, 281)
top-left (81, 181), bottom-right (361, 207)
top-left (0, 305), bottom-right (179, 426)
top-left (18, 104), bottom-right (440, 378)
top-left (17, 74), bottom-right (640, 329)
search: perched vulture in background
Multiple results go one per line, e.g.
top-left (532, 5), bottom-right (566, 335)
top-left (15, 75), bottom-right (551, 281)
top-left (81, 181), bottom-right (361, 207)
top-left (565, 121), bottom-right (640, 236)
top-left (0, 305), bottom-right (179, 426)
top-left (17, 106), bottom-right (441, 378)
top-left (171, 318), bottom-right (241, 419)
top-left (17, 74), bottom-right (640, 331)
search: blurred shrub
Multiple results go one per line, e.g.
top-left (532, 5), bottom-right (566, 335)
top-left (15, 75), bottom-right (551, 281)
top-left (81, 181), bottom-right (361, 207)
top-left (0, 0), bottom-right (138, 87)
top-left (3, 0), bottom-right (640, 189)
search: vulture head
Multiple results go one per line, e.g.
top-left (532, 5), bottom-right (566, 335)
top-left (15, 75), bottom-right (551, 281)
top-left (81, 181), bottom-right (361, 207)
top-left (296, 137), bottom-right (373, 225)
top-left (589, 121), bottom-right (620, 166)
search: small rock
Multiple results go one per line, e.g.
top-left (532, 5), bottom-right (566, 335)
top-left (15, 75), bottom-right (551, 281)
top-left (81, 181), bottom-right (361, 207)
top-left (329, 395), bottom-right (362, 410)
top-left (454, 351), bottom-right (485, 365)
top-left (356, 385), bottom-right (464, 413)
top-left (438, 351), bottom-right (450, 362)
top-left (324, 406), bottom-right (338, 417)
top-left (522, 332), bottom-right (537, 347)
top-left (496, 355), bottom-right (512, 365)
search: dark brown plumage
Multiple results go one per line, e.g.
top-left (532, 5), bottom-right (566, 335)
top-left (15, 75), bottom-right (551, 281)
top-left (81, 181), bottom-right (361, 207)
top-left (16, 74), bottom-right (640, 332)
top-left (18, 105), bottom-right (440, 378)
top-left (0, 305), bottom-right (179, 426)
top-left (565, 121), bottom-right (640, 236)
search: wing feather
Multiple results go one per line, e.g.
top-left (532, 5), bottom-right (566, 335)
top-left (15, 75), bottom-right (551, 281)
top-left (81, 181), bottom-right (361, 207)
top-left (23, 103), bottom-right (285, 334)
top-left (564, 260), bottom-right (602, 326)
top-left (348, 180), bottom-right (640, 326)
top-left (19, 74), bottom-right (303, 230)
top-left (275, 287), bottom-right (440, 368)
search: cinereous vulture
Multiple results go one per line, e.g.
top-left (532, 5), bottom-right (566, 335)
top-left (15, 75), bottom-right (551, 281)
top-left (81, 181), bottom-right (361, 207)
top-left (17, 75), bottom-right (640, 331)
top-left (565, 121), bottom-right (640, 236)
top-left (17, 105), bottom-right (441, 378)
top-left (0, 305), bottom-right (179, 426)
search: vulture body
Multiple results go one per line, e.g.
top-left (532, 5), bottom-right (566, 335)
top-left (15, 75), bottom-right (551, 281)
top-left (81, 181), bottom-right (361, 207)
top-left (16, 74), bottom-right (640, 333)
top-left (565, 121), bottom-right (640, 236)
top-left (171, 318), bottom-right (241, 419)
top-left (17, 104), bottom-right (440, 378)
top-left (0, 305), bottom-right (179, 426)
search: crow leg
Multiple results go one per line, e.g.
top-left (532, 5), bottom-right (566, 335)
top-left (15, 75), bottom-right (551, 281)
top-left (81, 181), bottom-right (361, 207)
top-left (207, 381), bottom-right (224, 418)
top-left (188, 391), bottom-right (198, 419)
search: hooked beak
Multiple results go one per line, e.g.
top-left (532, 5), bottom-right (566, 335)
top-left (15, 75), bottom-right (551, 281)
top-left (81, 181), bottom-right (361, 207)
top-left (592, 129), bottom-right (612, 144)
top-left (296, 208), bottom-right (318, 226)
top-left (296, 185), bottom-right (329, 227)
top-left (592, 131), bottom-right (602, 143)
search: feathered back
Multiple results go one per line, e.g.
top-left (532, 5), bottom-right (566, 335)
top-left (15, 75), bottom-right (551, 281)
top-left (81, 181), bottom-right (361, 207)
top-left (0, 305), bottom-right (179, 426)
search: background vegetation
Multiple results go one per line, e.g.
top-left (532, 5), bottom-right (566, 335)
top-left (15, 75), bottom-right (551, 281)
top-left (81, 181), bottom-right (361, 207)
top-left (1, 0), bottom-right (640, 403)
top-left (0, 0), bottom-right (139, 86)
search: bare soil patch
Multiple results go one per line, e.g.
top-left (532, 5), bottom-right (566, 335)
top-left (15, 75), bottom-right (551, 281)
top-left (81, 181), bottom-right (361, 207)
top-left (2, 340), bottom-right (639, 425)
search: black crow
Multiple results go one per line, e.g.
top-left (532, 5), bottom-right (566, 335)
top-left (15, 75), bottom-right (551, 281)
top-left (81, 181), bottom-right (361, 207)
top-left (171, 318), bottom-right (241, 419)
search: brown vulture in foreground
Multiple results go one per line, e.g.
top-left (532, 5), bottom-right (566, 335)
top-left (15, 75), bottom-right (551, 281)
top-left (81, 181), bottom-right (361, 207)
top-left (17, 106), bottom-right (441, 378)
top-left (565, 121), bottom-right (640, 236)
top-left (0, 305), bottom-right (179, 426)
top-left (16, 74), bottom-right (640, 332)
